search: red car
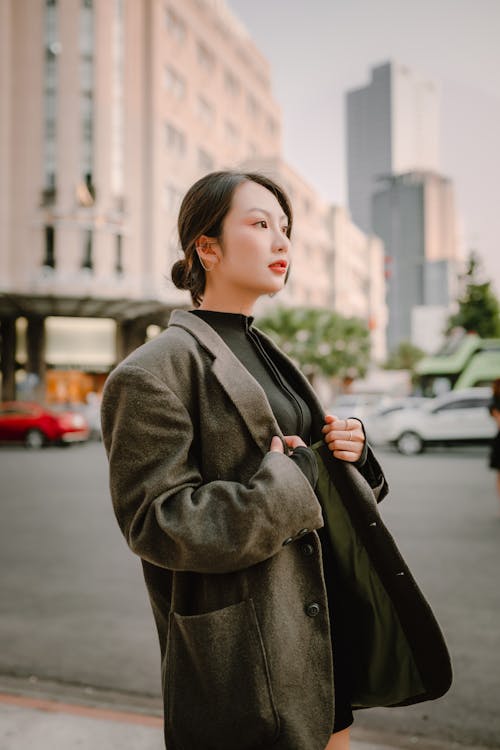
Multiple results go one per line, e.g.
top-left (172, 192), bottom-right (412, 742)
top-left (0, 401), bottom-right (89, 448)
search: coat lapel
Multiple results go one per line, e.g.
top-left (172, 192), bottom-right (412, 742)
top-left (168, 310), bottom-right (284, 454)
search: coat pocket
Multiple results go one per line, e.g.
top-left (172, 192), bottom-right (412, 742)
top-left (165, 598), bottom-right (280, 750)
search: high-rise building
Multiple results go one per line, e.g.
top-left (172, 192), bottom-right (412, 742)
top-left (346, 61), bottom-right (440, 233)
top-left (346, 61), bottom-right (462, 352)
top-left (372, 171), bottom-right (460, 350)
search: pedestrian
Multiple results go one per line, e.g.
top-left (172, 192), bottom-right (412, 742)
top-left (101, 171), bottom-right (451, 750)
top-left (488, 378), bottom-right (500, 517)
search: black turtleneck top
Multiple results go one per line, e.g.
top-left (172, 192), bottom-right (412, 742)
top-left (190, 309), bottom-right (318, 488)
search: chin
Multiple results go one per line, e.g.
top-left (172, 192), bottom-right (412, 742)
top-left (259, 282), bottom-right (284, 297)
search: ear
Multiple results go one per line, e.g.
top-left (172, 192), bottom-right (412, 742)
top-left (196, 235), bottom-right (221, 269)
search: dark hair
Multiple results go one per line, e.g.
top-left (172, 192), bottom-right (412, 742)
top-left (493, 379), bottom-right (500, 399)
top-left (171, 170), bottom-right (293, 306)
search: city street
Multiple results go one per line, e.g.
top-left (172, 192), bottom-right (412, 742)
top-left (1, 441), bottom-right (499, 748)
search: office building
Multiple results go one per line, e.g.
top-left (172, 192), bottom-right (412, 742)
top-left (346, 60), bottom-right (440, 233)
top-left (372, 171), bottom-right (460, 351)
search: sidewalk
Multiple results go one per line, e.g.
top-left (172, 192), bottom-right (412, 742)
top-left (0, 697), bottom-right (395, 750)
top-left (0, 676), bottom-right (479, 750)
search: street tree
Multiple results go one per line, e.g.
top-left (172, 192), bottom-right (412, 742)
top-left (384, 341), bottom-right (426, 372)
top-left (256, 306), bottom-right (371, 385)
top-left (447, 252), bottom-right (500, 338)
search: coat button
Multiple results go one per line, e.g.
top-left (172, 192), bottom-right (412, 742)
top-left (297, 528), bottom-right (309, 537)
top-left (306, 602), bottom-right (320, 617)
top-left (282, 537), bottom-right (294, 546)
top-left (301, 543), bottom-right (314, 557)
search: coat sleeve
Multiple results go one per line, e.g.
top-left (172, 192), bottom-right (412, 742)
top-left (350, 419), bottom-right (389, 503)
top-left (101, 363), bottom-right (325, 574)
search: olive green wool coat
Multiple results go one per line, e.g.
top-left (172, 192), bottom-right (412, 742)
top-left (101, 309), bottom-right (452, 750)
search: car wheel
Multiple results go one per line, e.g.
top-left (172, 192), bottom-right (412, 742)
top-left (396, 431), bottom-right (424, 456)
top-left (25, 429), bottom-right (45, 449)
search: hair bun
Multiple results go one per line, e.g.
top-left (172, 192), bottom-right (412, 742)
top-left (171, 258), bottom-right (189, 290)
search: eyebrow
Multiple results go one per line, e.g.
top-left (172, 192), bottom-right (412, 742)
top-left (246, 207), bottom-right (288, 223)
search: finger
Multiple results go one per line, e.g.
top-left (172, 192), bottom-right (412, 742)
top-left (326, 441), bottom-right (363, 457)
top-left (284, 435), bottom-right (306, 449)
top-left (323, 415), bottom-right (350, 431)
top-left (331, 450), bottom-right (361, 462)
top-left (335, 417), bottom-right (358, 431)
top-left (323, 414), bottom-right (338, 424)
top-left (269, 435), bottom-right (284, 453)
top-left (323, 429), bottom-right (363, 442)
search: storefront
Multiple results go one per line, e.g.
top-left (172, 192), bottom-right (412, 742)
top-left (16, 317), bottom-right (116, 404)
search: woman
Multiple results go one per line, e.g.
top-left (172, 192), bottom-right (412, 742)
top-left (101, 171), bottom-right (451, 750)
top-left (488, 378), bottom-right (500, 516)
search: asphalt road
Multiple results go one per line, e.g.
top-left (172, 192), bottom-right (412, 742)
top-left (1, 441), bottom-right (499, 748)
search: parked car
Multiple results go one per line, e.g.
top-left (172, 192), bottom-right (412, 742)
top-left (382, 388), bottom-right (495, 455)
top-left (0, 401), bottom-right (89, 448)
top-left (363, 397), bottom-right (432, 445)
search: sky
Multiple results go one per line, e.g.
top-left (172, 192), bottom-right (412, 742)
top-left (228, 0), bottom-right (500, 291)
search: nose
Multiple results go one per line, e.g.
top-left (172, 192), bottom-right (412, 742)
top-left (271, 228), bottom-right (290, 254)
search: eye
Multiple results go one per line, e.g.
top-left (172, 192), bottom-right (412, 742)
top-left (281, 226), bottom-right (289, 235)
top-left (254, 220), bottom-right (268, 228)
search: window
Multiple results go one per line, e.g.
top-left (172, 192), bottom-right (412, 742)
top-left (115, 234), bottom-right (123, 275)
top-left (165, 65), bottom-right (185, 99)
top-left (80, 0), bottom-right (95, 195)
top-left (267, 116), bottom-right (277, 135)
top-left (433, 398), bottom-right (490, 413)
top-left (43, 225), bottom-right (56, 268)
top-left (81, 229), bottom-right (93, 270)
top-left (165, 7), bottom-right (186, 43)
top-left (197, 41), bottom-right (215, 72)
top-left (198, 148), bottom-right (213, 172)
top-left (165, 122), bottom-right (186, 156)
top-left (43, 0), bottom-right (58, 196)
top-left (111, 0), bottom-right (124, 197)
top-left (196, 95), bottom-right (214, 126)
top-left (247, 93), bottom-right (260, 118)
top-left (224, 69), bottom-right (240, 97)
top-left (224, 120), bottom-right (239, 145)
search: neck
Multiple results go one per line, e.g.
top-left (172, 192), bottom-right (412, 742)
top-left (198, 287), bottom-right (257, 316)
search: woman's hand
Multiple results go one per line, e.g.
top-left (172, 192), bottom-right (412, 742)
top-left (269, 435), bottom-right (307, 453)
top-left (322, 414), bottom-right (364, 462)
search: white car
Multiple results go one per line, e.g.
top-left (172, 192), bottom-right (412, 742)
top-left (363, 397), bottom-right (432, 446)
top-left (383, 388), bottom-right (496, 456)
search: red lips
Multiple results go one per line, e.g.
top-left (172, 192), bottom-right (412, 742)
top-left (268, 260), bottom-right (288, 269)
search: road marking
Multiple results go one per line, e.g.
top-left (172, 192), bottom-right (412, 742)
top-left (0, 693), bottom-right (163, 728)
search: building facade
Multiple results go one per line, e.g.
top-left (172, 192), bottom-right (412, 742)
top-left (328, 207), bottom-right (387, 363)
top-left (0, 0), bottom-right (285, 400)
top-left (346, 61), bottom-right (462, 352)
top-left (346, 60), bottom-right (440, 234)
top-left (372, 171), bottom-right (460, 351)
top-left (1, 0), bottom-right (386, 402)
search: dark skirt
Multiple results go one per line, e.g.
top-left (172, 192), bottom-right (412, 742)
top-left (489, 431), bottom-right (500, 470)
top-left (317, 525), bottom-right (354, 734)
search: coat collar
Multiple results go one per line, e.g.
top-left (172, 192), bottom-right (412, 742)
top-left (168, 309), bottom-right (325, 453)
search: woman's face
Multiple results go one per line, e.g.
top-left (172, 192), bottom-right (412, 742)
top-left (199, 180), bottom-right (291, 310)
